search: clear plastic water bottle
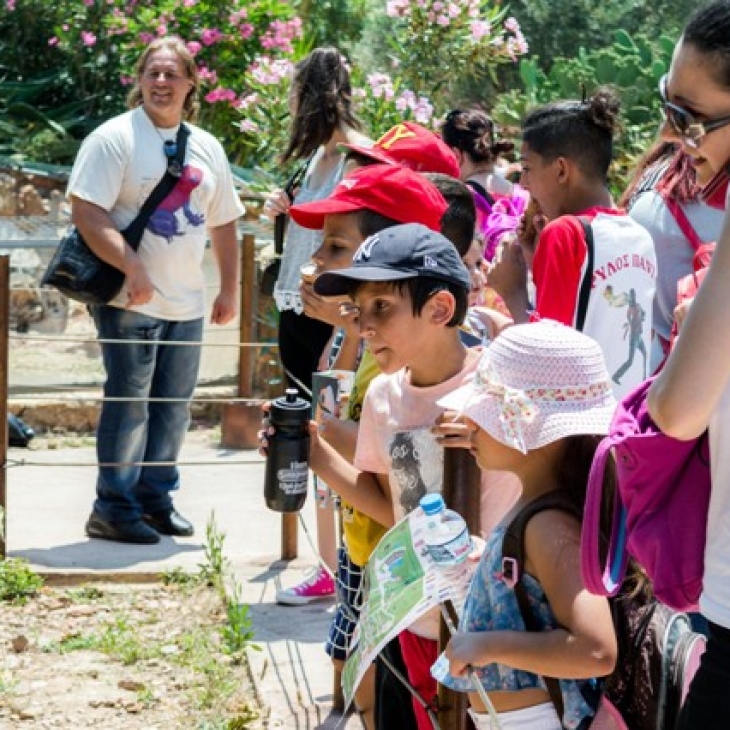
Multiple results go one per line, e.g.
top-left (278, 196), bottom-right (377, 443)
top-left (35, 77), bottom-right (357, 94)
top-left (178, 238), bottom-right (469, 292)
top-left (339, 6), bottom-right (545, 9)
top-left (264, 388), bottom-right (311, 512)
top-left (420, 493), bottom-right (472, 566)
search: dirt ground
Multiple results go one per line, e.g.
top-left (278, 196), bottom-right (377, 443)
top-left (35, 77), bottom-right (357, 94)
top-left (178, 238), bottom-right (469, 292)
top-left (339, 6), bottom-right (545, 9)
top-left (0, 580), bottom-right (263, 729)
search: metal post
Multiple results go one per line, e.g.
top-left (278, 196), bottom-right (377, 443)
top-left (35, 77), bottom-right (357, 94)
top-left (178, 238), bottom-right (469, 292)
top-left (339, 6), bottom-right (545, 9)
top-left (438, 448), bottom-right (481, 730)
top-left (0, 256), bottom-right (9, 558)
top-left (238, 233), bottom-right (256, 397)
top-left (281, 512), bottom-right (298, 560)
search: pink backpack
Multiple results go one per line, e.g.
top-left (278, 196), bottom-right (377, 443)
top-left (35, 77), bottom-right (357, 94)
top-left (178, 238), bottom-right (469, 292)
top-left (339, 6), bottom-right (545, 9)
top-left (581, 377), bottom-right (711, 613)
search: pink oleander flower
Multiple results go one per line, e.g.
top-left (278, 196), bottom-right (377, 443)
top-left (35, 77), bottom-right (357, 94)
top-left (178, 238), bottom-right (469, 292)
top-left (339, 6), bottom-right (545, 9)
top-left (238, 93), bottom-right (259, 110)
top-left (260, 18), bottom-right (303, 54)
top-left (507, 33), bottom-right (529, 59)
top-left (138, 32), bottom-right (155, 44)
top-left (433, 1), bottom-right (444, 11)
top-left (413, 96), bottom-right (434, 124)
top-left (5, 0), bottom-right (15, 10)
top-left (120, 74), bottom-right (135, 86)
top-left (83, 0), bottom-right (93, 6)
top-left (157, 24), bottom-right (167, 37)
top-left (505, 17), bottom-right (520, 33)
top-left (239, 23), bottom-right (254, 41)
top-left (448, 3), bottom-right (461, 18)
top-left (205, 87), bottom-right (237, 104)
top-left (367, 72), bottom-right (395, 101)
top-left (186, 41), bottom-right (202, 56)
top-left (396, 89), bottom-right (416, 113)
top-left (197, 66), bottom-right (218, 84)
top-left (250, 56), bottom-right (294, 86)
top-left (470, 20), bottom-right (491, 41)
top-left (201, 28), bottom-right (224, 46)
top-left (386, 0), bottom-right (410, 18)
top-left (436, 14), bottom-right (450, 26)
top-left (183, 0), bottom-right (198, 6)
top-left (230, 9), bottom-right (248, 24)
top-left (239, 119), bottom-right (259, 134)
top-left (48, 36), bottom-right (59, 47)
top-left (81, 31), bottom-right (97, 47)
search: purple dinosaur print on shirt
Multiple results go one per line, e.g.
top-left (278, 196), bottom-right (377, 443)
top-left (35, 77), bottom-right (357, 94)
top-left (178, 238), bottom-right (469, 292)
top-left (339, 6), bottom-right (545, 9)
top-left (147, 164), bottom-right (205, 241)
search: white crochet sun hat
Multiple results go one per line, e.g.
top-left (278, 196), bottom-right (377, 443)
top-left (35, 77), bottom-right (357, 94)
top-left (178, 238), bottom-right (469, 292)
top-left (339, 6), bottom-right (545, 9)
top-left (438, 320), bottom-right (617, 453)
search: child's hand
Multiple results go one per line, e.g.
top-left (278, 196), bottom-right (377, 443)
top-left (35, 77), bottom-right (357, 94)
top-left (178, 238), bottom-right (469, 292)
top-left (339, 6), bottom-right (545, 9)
top-left (445, 631), bottom-right (486, 678)
top-left (263, 188), bottom-right (291, 220)
top-left (257, 401), bottom-right (273, 457)
top-left (487, 238), bottom-right (528, 302)
top-left (432, 411), bottom-right (476, 449)
top-left (468, 306), bottom-right (514, 340)
top-left (468, 535), bottom-right (486, 562)
top-left (300, 280), bottom-right (346, 325)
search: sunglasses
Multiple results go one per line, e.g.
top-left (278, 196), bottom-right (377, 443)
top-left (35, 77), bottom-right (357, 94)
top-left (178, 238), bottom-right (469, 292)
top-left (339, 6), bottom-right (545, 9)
top-left (659, 75), bottom-right (730, 149)
top-left (163, 138), bottom-right (182, 177)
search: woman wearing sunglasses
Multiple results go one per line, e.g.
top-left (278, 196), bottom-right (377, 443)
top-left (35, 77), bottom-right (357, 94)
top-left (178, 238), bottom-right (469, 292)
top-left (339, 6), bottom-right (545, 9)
top-left (649, 2), bottom-right (730, 727)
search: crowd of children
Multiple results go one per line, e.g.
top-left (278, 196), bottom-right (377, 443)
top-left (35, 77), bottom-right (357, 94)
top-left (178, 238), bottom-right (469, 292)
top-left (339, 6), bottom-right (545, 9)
top-left (259, 2), bottom-right (730, 728)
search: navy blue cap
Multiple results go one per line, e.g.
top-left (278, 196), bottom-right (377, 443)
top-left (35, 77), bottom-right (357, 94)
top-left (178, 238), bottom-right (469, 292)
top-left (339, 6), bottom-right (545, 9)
top-left (313, 223), bottom-right (470, 297)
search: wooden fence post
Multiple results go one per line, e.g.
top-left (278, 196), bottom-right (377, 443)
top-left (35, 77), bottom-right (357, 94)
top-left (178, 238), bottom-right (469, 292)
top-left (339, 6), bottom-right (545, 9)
top-left (438, 447), bottom-right (481, 730)
top-left (0, 256), bottom-right (9, 558)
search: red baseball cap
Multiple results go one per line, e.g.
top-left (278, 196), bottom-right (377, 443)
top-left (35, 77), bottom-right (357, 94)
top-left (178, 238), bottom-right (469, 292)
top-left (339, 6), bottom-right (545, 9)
top-left (340, 121), bottom-right (461, 178)
top-left (289, 164), bottom-right (448, 232)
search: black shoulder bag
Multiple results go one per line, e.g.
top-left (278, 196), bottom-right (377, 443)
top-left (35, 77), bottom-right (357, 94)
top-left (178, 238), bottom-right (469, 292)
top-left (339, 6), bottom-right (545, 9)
top-left (42, 123), bottom-right (190, 306)
top-left (260, 154), bottom-right (314, 297)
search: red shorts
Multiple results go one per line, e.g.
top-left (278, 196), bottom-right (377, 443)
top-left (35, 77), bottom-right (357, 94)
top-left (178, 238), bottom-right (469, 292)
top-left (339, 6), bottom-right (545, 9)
top-left (398, 630), bottom-right (439, 730)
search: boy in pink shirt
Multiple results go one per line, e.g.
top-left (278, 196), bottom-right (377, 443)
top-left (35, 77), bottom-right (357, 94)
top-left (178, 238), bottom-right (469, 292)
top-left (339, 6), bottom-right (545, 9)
top-left (305, 223), bottom-right (518, 728)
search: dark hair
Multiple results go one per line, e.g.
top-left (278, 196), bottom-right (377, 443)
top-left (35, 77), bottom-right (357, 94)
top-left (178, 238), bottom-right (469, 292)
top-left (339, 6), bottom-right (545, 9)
top-left (683, 0), bottom-right (730, 90)
top-left (424, 173), bottom-right (476, 256)
top-left (442, 108), bottom-right (514, 165)
top-left (344, 150), bottom-right (380, 168)
top-left (356, 209), bottom-right (401, 238)
top-left (351, 276), bottom-right (468, 327)
top-left (127, 37), bottom-right (200, 121)
top-left (522, 87), bottom-right (621, 181)
top-left (555, 434), bottom-right (652, 600)
top-left (283, 47), bottom-right (362, 163)
top-left (619, 141), bottom-right (700, 209)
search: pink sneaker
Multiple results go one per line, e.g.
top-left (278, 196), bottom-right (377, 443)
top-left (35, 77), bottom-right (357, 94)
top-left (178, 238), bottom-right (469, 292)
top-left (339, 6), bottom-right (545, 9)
top-left (276, 565), bottom-right (335, 606)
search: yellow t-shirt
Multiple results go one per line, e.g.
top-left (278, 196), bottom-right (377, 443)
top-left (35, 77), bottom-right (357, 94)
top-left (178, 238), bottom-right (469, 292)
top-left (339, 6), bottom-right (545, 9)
top-left (341, 348), bottom-right (387, 566)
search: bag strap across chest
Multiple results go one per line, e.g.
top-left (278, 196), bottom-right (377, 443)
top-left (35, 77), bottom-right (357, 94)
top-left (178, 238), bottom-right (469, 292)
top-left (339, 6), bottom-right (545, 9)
top-left (122, 123), bottom-right (190, 250)
top-left (502, 491), bottom-right (583, 722)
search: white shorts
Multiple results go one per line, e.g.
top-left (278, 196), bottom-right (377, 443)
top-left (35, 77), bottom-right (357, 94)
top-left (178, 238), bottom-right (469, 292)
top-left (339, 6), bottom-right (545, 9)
top-left (468, 701), bottom-right (562, 730)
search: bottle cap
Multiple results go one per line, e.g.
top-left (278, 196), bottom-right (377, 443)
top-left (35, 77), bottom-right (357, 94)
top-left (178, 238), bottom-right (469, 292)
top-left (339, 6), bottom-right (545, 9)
top-left (270, 388), bottom-right (311, 427)
top-left (420, 493), bottom-right (445, 516)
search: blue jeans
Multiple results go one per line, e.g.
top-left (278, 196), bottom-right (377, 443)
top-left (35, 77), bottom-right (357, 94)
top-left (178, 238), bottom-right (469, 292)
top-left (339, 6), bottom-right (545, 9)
top-left (91, 305), bottom-right (203, 522)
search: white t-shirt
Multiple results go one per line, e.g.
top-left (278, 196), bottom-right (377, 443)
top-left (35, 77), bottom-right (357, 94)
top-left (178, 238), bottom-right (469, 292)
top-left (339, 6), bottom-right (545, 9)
top-left (355, 348), bottom-right (521, 639)
top-left (629, 190), bottom-right (722, 370)
top-left (704, 386), bottom-right (730, 628)
top-left (67, 107), bottom-right (244, 320)
top-left (702, 189), bottom-right (730, 629)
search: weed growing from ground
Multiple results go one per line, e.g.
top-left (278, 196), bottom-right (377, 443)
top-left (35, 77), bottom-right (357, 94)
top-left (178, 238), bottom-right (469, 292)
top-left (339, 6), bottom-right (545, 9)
top-left (198, 513), bottom-right (230, 592)
top-left (0, 558), bottom-right (43, 604)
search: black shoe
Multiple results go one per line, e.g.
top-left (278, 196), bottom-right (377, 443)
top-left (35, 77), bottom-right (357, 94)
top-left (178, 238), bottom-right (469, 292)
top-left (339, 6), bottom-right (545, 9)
top-left (142, 509), bottom-right (194, 537)
top-left (85, 512), bottom-right (160, 544)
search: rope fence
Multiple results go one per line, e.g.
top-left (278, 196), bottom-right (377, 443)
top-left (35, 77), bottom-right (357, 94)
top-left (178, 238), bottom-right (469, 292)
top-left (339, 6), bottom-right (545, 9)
top-left (0, 231), bottom-right (304, 560)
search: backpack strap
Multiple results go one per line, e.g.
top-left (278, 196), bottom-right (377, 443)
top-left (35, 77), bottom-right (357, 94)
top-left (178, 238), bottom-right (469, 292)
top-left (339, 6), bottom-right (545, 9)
top-left (502, 491), bottom-right (582, 722)
top-left (581, 437), bottom-right (628, 599)
top-left (657, 189), bottom-right (704, 252)
top-left (575, 217), bottom-right (595, 332)
top-left (466, 178), bottom-right (496, 208)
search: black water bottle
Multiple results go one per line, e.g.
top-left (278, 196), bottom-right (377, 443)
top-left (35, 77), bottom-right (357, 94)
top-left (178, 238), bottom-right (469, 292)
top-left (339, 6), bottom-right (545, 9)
top-left (264, 388), bottom-right (311, 512)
